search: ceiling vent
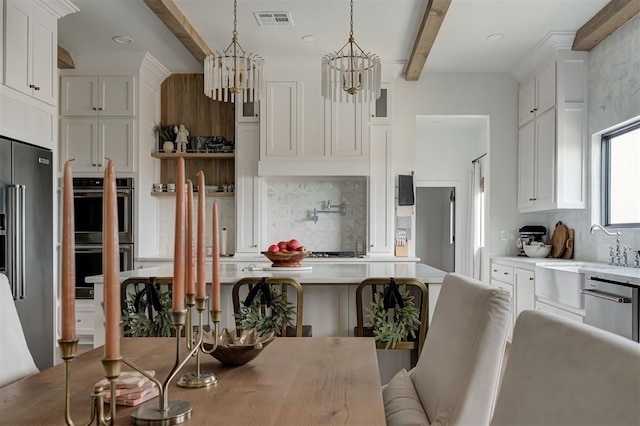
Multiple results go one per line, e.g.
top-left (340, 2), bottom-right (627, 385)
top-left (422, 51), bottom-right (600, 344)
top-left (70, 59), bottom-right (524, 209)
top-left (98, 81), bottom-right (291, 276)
top-left (254, 11), bottom-right (294, 27)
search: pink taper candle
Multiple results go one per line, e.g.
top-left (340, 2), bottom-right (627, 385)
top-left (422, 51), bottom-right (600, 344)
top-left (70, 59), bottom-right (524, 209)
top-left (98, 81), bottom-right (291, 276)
top-left (212, 200), bottom-right (220, 311)
top-left (103, 159), bottom-right (120, 359)
top-left (196, 171), bottom-right (206, 298)
top-left (185, 180), bottom-right (195, 295)
top-left (61, 160), bottom-right (76, 340)
top-left (172, 157), bottom-right (186, 311)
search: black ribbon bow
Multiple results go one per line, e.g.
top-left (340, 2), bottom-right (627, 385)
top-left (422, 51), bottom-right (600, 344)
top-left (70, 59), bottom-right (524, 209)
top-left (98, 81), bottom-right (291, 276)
top-left (133, 277), bottom-right (164, 314)
top-left (243, 277), bottom-right (272, 308)
top-left (382, 277), bottom-right (405, 310)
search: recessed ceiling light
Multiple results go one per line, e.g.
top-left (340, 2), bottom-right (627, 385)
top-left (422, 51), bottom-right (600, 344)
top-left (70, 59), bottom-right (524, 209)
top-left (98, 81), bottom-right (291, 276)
top-left (487, 34), bottom-right (504, 42)
top-left (302, 35), bottom-right (320, 43)
top-left (112, 36), bottom-right (133, 44)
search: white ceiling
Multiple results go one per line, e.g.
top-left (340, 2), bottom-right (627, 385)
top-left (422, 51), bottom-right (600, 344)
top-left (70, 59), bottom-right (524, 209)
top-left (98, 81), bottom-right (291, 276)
top-left (58, 0), bottom-right (609, 76)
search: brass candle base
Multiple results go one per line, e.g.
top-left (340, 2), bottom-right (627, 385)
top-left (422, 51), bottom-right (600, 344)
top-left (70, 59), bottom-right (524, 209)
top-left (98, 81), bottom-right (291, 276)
top-left (130, 400), bottom-right (192, 426)
top-left (176, 371), bottom-right (217, 388)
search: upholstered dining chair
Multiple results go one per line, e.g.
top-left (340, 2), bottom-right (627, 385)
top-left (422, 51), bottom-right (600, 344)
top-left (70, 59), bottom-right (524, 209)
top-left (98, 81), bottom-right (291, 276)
top-left (355, 277), bottom-right (429, 367)
top-left (382, 272), bottom-right (512, 426)
top-left (491, 310), bottom-right (640, 426)
top-left (120, 277), bottom-right (173, 337)
top-left (232, 277), bottom-right (310, 337)
top-left (0, 273), bottom-right (39, 388)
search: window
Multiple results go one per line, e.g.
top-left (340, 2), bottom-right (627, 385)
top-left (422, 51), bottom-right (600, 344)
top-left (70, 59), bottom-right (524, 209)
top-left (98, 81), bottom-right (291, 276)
top-left (601, 122), bottom-right (640, 227)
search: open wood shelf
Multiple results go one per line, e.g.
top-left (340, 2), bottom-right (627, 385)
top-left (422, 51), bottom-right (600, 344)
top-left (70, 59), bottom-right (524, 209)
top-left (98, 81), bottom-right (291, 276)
top-left (151, 152), bottom-right (235, 159)
top-left (151, 191), bottom-right (235, 198)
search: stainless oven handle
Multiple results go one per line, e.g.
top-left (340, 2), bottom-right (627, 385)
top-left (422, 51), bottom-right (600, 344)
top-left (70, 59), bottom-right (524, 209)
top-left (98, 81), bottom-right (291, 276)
top-left (581, 289), bottom-right (630, 304)
top-left (74, 190), bottom-right (132, 195)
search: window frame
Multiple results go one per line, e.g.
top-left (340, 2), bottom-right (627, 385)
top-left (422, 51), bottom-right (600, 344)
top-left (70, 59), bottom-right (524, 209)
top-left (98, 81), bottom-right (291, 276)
top-left (600, 121), bottom-right (640, 228)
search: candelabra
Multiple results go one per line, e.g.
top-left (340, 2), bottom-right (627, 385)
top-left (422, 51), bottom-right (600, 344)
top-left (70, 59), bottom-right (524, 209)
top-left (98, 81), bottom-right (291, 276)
top-left (177, 294), bottom-right (220, 388)
top-left (58, 338), bottom-right (121, 426)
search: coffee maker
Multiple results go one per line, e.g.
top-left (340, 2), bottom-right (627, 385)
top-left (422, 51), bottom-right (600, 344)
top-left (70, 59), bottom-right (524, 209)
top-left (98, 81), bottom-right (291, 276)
top-left (516, 226), bottom-right (547, 256)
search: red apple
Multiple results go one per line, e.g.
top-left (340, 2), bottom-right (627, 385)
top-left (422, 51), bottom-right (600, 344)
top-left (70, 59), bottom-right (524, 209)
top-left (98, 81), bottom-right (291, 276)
top-left (287, 239), bottom-right (300, 251)
top-left (278, 241), bottom-right (288, 251)
top-left (267, 244), bottom-right (279, 253)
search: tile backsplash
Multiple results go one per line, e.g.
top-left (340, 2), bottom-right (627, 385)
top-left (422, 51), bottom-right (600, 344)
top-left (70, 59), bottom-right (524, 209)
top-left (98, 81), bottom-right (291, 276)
top-left (265, 178), bottom-right (367, 252)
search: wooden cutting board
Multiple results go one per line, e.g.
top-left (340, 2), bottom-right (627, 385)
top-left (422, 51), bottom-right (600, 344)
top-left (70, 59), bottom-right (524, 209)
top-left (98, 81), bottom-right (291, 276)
top-left (562, 228), bottom-right (575, 259)
top-left (550, 221), bottom-right (569, 258)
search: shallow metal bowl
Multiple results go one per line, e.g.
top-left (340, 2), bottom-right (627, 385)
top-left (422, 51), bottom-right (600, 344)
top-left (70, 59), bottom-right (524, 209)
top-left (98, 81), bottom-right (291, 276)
top-left (203, 328), bottom-right (275, 366)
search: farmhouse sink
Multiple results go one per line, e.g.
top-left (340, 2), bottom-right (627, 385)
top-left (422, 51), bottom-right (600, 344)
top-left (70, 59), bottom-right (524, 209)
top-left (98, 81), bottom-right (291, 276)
top-left (535, 264), bottom-right (588, 309)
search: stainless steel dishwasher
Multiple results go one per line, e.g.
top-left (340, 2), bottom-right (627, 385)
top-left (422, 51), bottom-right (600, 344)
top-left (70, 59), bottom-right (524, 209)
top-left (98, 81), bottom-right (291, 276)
top-left (582, 274), bottom-right (639, 342)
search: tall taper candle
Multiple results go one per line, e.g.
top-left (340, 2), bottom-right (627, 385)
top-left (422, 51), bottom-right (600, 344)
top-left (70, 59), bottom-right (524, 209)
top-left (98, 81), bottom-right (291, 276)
top-left (103, 159), bottom-right (120, 359)
top-left (172, 157), bottom-right (186, 311)
top-left (185, 180), bottom-right (195, 295)
top-left (61, 160), bottom-right (75, 341)
top-left (212, 200), bottom-right (220, 311)
top-left (196, 171), bottom-right (206, 298)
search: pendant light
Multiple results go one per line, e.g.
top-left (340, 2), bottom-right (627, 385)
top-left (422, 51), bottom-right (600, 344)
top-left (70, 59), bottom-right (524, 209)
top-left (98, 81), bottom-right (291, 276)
top-left (321, 0), bottom-right (381, 103)
top-left (204, 0), bottom-right (264, 103)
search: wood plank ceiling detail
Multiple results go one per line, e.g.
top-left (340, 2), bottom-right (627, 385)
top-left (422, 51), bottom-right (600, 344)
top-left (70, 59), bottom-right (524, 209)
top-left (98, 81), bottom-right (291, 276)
top-left (143, 0), bottom-right (213, 64)
top-left (404, 0), bottom-right (452, 81)
top-left (572, 0), bottom-right (640, 51)
top-left (57, 45), bottom-right (75, 69)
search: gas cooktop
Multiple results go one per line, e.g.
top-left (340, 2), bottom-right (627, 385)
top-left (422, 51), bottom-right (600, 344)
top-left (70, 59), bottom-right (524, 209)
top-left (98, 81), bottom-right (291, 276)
top-left (307, 251), bottom-right (356, 258)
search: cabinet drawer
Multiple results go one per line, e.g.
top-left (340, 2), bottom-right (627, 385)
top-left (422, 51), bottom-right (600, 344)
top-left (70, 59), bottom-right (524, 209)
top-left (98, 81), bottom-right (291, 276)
top-left (491, 263), bottom-right (514, 284)
top-left (75, 310), bottom-right (94, 334)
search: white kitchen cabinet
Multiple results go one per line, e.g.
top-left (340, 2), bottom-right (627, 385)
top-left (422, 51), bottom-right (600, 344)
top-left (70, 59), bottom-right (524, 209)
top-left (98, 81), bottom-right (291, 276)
top-left (518, 61), bottom-right (555, 127)
top-left (369, 83), bottom-right (392, 124)
top-left (259, 79), bottom-right (369, 175)
top-left (490, 261), bottom-right (516, 341)
top-left (75, 300), bottom-right (94, 345)
top-left (515, 267), bottom-right (535, 317)
top-left (237, 99), bottom-right (259, 122)
top-left (535, 299), bottom-right (584, 323)
top-left (264, 81), bottom-right (297, 156)
top-left (60, 118), bottom-right (134, 173)
top-left (60, 76), bottom-right (134, 117)
top-left (4, 0), bottom-right (57, 106)
top-left (368, 126), bottom-right (393, 254)
top-left (518, 109), bottom-right (555, 210)
top-left (517, 51), bottom-right (588, 213)
top-left (235, 123), bottom-right (261, 254)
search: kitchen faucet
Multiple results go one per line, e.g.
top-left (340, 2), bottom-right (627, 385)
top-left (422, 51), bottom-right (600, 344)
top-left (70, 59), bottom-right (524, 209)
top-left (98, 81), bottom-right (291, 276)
top-left (590, 224), bottom-right (621, 265)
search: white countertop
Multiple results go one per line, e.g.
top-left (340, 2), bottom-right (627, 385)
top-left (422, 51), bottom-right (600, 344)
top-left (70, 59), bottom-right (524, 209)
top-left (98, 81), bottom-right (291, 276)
top-left (491, 256), bottom-right (640, 287)
top-left (136, 255), bottom-right (422, 264)
top-left (86, 262), bottom-right (447, 285)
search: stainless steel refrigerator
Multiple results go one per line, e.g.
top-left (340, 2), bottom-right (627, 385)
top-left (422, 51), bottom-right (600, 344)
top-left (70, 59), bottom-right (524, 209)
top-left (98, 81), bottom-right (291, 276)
top-left (0, 136), bottom-right (54, 370)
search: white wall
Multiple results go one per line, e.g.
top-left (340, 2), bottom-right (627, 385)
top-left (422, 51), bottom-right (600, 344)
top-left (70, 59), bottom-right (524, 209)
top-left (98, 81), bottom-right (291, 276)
top-left (393, 73), bottom-right (520, 282)
top-left (539, 13), bottom-right (640, 262)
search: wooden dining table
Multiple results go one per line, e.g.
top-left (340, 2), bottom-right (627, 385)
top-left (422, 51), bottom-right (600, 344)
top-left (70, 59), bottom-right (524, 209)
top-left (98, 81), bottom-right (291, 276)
top-left (0, 337), bottom-right (386, 425)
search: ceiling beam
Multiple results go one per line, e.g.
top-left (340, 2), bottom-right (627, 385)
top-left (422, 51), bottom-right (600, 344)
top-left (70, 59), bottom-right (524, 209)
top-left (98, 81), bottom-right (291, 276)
top-left (404, 0), bottom-right (452, 81)
top-left (143, 0), bottom-right (212, 64)
top-left (57, 45), bottom-right (75, 69)
top-left (572, 0), bottom-right (640, 51)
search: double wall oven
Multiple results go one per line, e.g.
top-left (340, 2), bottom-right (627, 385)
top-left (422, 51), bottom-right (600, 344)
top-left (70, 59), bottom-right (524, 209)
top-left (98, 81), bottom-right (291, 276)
top-left (73, 177), bottom-right (134, 299)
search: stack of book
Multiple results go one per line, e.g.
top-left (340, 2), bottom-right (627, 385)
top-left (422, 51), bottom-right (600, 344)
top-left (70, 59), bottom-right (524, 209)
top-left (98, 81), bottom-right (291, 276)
top-left (96, 370), bottom-right (159, 407)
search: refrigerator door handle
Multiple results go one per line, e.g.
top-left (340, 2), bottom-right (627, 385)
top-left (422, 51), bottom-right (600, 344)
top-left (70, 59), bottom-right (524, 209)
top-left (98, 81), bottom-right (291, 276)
top-left (17, 185), bottom-right (26, 299)
top-left (8, 185), bottom-right (26, 299)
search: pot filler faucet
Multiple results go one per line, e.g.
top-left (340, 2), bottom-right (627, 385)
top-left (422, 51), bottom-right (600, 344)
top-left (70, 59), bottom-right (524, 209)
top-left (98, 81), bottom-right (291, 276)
top-left (590, 224), bottom-right (630, 266)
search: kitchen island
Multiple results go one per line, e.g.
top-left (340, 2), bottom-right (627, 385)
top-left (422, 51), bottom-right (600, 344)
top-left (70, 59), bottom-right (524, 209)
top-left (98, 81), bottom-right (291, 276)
top-left (87, 261), bottom-right (447, 383)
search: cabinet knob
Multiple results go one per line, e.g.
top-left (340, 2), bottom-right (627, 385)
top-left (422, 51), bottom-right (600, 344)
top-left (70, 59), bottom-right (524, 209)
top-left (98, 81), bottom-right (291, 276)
top-left (503, 272), bottom-right (508, 275)
top-left (34, 86), bottom-right (40, 91)
top-left (91, 163), bottom-right (96, 166)
top-left (254, 114), bottom-right (258, 117)
top-left (28, 84), bottom-right (35, 89)
top-left (529, 277), bottom-right (534, 280)
top-left (92, 107), bottom-right (97, 111)
top-left (493, 269), bottom-right (498, 272)
top-left (98, 107), bottom-right (103, 111)
top-left (533, 108), bottom-right (538, 111)
top-left (529, 110), bottom-right (534, 113)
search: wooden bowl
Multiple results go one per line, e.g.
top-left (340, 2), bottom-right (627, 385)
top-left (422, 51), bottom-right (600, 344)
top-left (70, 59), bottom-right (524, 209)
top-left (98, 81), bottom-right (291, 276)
top-left (261, 250), bottom-right (310, 267)
top-left (203, 328), bottom-right (275, 366)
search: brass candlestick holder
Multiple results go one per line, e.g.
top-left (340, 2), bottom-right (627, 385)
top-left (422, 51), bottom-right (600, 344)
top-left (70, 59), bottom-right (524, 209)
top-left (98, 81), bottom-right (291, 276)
top-left (126, 308), bottom-right (200, 425)
top-left (59, 338), bottom-right (121, 426)
top-left (177, 295), bottom-right (219, 388)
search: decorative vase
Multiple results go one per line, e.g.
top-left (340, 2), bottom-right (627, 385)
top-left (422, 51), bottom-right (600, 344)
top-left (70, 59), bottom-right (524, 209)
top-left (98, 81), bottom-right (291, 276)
top-left (163, 141), bottom-right (174, 153)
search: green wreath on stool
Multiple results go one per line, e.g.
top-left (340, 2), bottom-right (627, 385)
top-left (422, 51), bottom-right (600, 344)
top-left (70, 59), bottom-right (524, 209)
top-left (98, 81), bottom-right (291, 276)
top-left (236, 278), bottom-right (296, 336)
top-left (365, 279), bottom-right (420, 349)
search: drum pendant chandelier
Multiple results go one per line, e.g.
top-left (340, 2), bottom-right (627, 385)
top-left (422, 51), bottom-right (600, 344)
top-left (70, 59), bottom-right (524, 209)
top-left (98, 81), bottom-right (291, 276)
top-left (204, 0), bottom-right (264, 103)
top-left (321, 0), bottom-right (381, 103)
